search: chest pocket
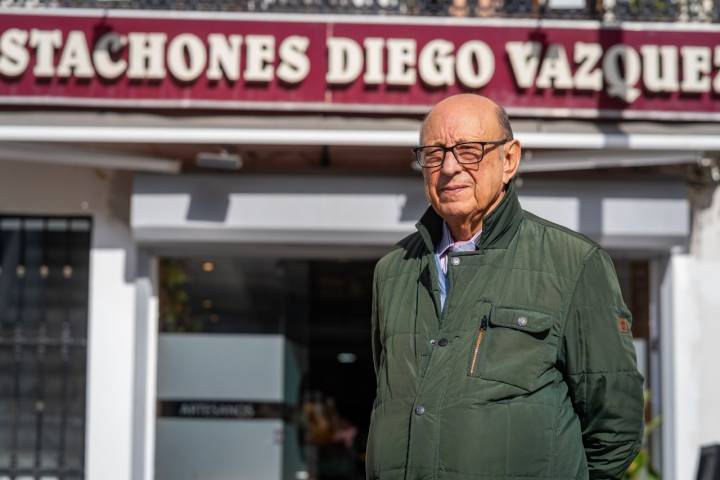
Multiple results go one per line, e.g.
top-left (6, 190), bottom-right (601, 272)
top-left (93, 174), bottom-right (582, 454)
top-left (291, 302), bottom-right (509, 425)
top-left (467, 306), bottom-right (556, 392)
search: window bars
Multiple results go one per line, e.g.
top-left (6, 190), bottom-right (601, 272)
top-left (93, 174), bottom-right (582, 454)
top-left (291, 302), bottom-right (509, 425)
top-left (0, 216), bottom-right (91, 480)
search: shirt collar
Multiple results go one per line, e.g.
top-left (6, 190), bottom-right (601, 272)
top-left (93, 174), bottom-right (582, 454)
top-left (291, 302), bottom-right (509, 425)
top-left (436, 222), bottom-right (482, 256)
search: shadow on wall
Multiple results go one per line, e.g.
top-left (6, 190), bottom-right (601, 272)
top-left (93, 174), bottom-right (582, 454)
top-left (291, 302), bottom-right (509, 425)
top-left (136, 173), bottom-right (429, 226)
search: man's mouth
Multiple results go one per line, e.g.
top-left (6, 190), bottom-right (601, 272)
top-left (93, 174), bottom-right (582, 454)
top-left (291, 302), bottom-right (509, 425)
top-left (440, 185), bottom-right (468, 194)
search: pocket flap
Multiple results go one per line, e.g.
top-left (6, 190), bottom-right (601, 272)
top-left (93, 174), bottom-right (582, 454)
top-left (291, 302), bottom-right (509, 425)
top-left (490, 307), bottom-right (553, 333)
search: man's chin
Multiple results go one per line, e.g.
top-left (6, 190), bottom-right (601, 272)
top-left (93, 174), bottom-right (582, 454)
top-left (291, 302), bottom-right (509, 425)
top-left (435, 203), bottom-right (473, 220)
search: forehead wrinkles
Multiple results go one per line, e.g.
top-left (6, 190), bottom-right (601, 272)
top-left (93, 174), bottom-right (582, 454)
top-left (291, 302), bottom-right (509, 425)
top-left (422, 113), bottom-right (488, 145)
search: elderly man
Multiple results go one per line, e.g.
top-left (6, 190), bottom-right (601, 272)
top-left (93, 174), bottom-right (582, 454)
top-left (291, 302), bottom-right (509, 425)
top-left (366, 94), bottom-right (644, 479)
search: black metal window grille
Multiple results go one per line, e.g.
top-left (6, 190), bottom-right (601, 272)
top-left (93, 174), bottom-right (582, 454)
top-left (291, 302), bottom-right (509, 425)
top-left (0, 216), bottom-right (91, 480)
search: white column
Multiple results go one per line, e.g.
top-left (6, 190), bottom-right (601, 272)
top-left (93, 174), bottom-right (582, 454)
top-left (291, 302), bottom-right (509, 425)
top-left (677, 0), bottom-right (690, 22)
top-left (699, 0), bottom-right (714, 21)
top-left (85, 208), bottom-right (137, 480)
top-left (132, 252), bottom-right (159, 480)
top-left (602, 0), bottom-right (616, 22)
top-left (652, 255), bottom-right (674, 477)
top-left (670, 183), bottom-right (720, 479)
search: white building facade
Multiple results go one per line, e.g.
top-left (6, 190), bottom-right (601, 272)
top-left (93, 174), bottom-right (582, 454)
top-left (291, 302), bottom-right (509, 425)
top-left (1, 6), bottom-right (720, 480)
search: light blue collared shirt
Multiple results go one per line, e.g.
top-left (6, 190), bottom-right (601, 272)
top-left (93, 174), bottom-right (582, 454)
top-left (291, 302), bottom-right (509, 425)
top-left (434, 222), bottom-right (481, 312)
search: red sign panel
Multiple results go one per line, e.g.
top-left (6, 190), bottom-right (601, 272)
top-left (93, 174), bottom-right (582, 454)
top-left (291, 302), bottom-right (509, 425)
top-left (1, 10), bottom-right (719, 119)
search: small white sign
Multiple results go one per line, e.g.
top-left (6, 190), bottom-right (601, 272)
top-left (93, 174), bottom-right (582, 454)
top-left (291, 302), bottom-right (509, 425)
top-left (549, 0), bottom-right (585, 8)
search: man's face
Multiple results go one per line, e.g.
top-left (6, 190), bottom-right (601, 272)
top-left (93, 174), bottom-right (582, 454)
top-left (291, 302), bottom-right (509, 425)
top-left (420, 101), bottom-right (508, 224)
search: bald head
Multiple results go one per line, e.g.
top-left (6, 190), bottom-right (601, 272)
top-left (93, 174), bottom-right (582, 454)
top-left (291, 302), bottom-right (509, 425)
top-left (418, 93), bottom-right (522, 241)
top-left (419, 94), bottom-right (513, 145)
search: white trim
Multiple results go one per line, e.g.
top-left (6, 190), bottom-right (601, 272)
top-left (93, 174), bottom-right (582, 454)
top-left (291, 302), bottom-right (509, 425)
top-left (86, 231), bottom-right (137, 480)
top-left (2, 125), bottom-right (720, 151)
top-left (522, 134), bottom-right (720, 150)
top-left (1, 95), bottom-right (720, 122)
top-left (0, 125), bottom-right (417, 145)
top-left (505, 107), bottom-right (720, 122)
top-left (1, 7), bottom-right (718, 32)
top-left (521, 150), bottom-right (701, 172)
top-left (0, 142), bottom-right (181, 173)
top-left (142, 255), bottom-right (159, 480)
top-left (655, 255), bottom-right (676, 479)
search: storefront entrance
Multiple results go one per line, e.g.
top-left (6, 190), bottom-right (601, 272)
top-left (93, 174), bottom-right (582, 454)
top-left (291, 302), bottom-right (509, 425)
top-left (153, 252), bottom-right (654, 480)
top-left (155, 256), bottom-right (376, 480)
top-left (132, 172), bottom-right (683, 479)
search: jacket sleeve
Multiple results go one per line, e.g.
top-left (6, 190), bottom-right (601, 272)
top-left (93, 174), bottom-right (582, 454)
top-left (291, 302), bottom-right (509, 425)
top-left (561, 247), bottom-right (645, 479)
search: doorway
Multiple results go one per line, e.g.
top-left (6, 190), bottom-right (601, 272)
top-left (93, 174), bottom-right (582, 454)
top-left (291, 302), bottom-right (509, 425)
top-left (152, 252), bottom-right (658, 479)
top-left (155, 256), bottom-right (377, 480)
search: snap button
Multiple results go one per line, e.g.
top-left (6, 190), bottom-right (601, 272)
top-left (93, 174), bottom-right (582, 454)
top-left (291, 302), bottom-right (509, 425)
top-left (517, 316), bottom-right (528, 327)
top-left (437, 338), bottom-right (449, 347)
top-left (429, 339), bottom-right (436, 346)
top-left (415, 405), bottom-right (425, 415)
top-left (451, 257), bottom-right (461, 266)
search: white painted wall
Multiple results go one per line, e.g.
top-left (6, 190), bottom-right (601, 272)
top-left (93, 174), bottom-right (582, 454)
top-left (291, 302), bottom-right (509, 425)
top-left (671, 183), bottom-right (720, 480)
top-left (0, 159), bottom-right (137, 480)
top-left (2, 162), bottom-right (709, 480)
top-left (132, 175), bottom-right (689, 251)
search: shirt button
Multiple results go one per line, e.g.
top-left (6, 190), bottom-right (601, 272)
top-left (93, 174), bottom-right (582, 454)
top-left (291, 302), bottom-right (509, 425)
top-left (437, 338), bottom-right (449, 347)
top-left (517, 316), bottom-right (528, 327)
top-left (450, 257), bottom-right (461, 266)
top-left (415, 405), bottom-right (425, 415)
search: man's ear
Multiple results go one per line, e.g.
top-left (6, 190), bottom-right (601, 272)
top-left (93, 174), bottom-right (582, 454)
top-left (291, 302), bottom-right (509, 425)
top-left (502, 139), bottom-right (521, 185)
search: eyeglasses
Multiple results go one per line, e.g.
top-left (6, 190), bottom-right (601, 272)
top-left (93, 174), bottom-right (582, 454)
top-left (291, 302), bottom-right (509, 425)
top-left (413, 138), bottom-right (511, 168)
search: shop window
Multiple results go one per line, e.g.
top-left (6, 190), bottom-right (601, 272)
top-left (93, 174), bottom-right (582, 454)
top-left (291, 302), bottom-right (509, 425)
top-left (156, 257), bottom-right (375, 480)
top-left (159, 257), bottom-right (302, 335)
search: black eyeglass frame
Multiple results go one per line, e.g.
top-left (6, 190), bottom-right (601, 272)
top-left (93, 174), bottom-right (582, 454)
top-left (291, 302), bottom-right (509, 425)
top-left (413, 138), bottom-right (512, 168)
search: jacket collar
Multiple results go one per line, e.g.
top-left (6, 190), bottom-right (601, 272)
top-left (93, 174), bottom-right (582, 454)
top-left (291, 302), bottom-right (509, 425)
top-left (415, 181), bottom-right (523, 254)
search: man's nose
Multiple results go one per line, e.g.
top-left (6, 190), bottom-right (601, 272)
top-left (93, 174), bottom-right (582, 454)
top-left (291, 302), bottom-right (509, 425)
top-left (439, 149), bottom-right (462, 176)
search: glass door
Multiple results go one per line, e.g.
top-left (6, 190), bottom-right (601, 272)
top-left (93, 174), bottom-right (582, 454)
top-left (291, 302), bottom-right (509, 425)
top-left (155, 256), bottom-right (378, 480)
top-left (155, 257), bottom-right (309, 480)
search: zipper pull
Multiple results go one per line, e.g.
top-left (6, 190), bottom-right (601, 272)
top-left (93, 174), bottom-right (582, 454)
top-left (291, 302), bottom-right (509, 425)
top-left (469, 316), bottom-right (488, 376)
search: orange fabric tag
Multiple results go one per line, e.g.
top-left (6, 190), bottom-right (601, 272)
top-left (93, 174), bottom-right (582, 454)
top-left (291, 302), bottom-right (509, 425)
top-left (618, 317), bottom-right (630, 334)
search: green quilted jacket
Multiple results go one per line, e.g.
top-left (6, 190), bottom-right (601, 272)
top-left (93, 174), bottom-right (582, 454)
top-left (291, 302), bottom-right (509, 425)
top-left (366, 183), bottom-right (644, 480)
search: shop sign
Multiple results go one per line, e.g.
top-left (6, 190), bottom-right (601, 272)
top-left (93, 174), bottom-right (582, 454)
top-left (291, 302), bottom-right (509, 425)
top-left (158, 400), bottom-right (291, 420)
top-left (1, 10), bottom-right (719, 119)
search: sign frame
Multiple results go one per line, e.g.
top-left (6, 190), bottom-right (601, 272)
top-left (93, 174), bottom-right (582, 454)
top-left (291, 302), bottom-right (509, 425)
top-left (2, 8), bottom-right (720, 120)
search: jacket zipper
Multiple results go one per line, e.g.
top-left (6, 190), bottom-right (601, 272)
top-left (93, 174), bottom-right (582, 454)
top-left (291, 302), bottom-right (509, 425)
top-left (469, 316), bottom-right (488, 376)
